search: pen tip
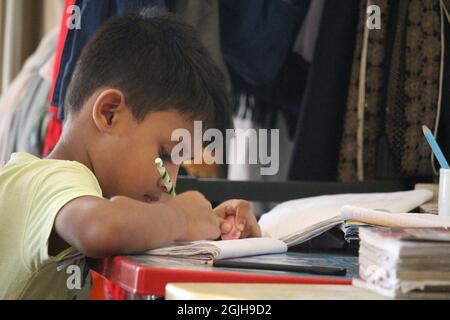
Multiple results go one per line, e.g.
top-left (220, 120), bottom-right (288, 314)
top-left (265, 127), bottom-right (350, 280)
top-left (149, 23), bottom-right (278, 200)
top-left (422, 125), bottom-right (430, 134)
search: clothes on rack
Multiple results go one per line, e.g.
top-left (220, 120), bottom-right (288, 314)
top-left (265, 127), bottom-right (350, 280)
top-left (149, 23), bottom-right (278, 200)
top-left (288, 0), bottom-right (360, 181)
top-left (338, 0), bottom-right (445, 181)
top-left (3, 58), bottom-right (53, 162)
top-left (220, 0), bottom-right (309, 87)
top-left (43, 0), bottom-right (76, 157)
top-left (2, 0), bottom-right (446, 184)
top-left (292, 0), bottom-right (326, 63)
top-left (0, 29), bottom-right (58, 167)
top-left (219, 0), bottom-right (311, 137)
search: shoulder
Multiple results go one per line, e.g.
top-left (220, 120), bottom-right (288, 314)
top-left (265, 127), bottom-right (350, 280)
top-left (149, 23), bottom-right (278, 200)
top-left (2, 152), bottom-right (101, 195)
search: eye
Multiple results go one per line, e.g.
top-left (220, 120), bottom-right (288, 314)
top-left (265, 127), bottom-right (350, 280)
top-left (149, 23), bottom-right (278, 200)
top-left (159, 147), bottom-right (172, 163)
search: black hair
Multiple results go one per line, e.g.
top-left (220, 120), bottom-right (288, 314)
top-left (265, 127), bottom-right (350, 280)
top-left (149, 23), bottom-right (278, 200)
top-left (65, 11), bottom-right (230, 132)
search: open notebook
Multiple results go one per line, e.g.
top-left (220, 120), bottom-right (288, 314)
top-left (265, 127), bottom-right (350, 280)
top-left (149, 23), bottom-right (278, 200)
top-left (144, 190), bottom-right (435, 260)
top-left (258, 190), bottom-right (434, 247)
top-left (145, 237), bottom-right (287, 260)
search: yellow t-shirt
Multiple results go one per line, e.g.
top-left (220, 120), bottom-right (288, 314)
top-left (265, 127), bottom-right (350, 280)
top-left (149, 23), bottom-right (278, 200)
top-left (0, 152), bottom-right (103, 299)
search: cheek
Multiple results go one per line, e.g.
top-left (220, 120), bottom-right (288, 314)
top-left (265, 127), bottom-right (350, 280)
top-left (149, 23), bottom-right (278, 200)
top-left (108, 158), bottom-right (150, 196)
top-left (130, 160), bottom-right (161, 191)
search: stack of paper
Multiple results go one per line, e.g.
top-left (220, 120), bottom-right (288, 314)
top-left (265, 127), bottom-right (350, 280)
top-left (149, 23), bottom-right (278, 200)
top-left (258, 190), bottom-right (433, 247)
top-left (340, 205), bottom-right (450, 228)
top-left (145, 237), bottom-right (288, 260)
top-left (355, 227), bottom-right (450, 299)
top-left (340, 221), bottom-right (372, 243)
top-left (339, 205), bottom-right (450, 243)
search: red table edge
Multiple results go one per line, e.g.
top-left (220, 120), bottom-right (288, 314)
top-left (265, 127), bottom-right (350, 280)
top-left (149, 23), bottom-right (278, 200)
top-left (95, 256), bottom-right (352, 297)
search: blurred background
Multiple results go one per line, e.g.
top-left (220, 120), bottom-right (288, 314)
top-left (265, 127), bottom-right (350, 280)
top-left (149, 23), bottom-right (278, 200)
top-left (0, 0), bottom-right (449, 208)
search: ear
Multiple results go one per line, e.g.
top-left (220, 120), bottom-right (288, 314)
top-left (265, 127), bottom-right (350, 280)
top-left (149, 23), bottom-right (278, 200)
top-left (91, 89), bottom-right (126, 134)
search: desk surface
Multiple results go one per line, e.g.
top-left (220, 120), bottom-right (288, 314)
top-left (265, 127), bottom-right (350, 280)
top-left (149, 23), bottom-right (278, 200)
top-left (93, 252), bottom-right (358, 297)
top-left (165, 283), bottom-right (389, 300)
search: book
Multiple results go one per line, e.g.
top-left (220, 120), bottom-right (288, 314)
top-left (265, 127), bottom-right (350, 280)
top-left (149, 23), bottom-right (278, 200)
top-left (340, 221), bottom-right (372, 243)
top-left (340, 205), bottom-right (450, 228)
top-left (145, 190), bottom-right (435, 261)
top-left (338, 205), bottom-right (450, 243)
top-left (145, 237), bottom-right (288, 260)
top-left (258, 190), bottom-right (433, 247)
top-left (355, 227), bottom-right (450, 299)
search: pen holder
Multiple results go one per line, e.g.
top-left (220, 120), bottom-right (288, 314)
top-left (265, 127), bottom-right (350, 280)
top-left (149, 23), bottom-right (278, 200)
top-left (438, 169), bottom-right (450, 217)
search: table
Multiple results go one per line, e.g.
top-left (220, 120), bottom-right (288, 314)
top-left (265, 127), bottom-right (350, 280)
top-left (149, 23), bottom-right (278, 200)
top-left (92, 252), bottom-right (359, 299)
top-left (165, 283), bottom-right (389, 300)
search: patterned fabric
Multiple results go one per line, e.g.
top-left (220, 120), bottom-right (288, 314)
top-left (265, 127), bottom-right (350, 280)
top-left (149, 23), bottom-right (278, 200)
top-left (385, 0), bottom-right (442, 175)
top-left (338, 0), bottom-right (443, 181)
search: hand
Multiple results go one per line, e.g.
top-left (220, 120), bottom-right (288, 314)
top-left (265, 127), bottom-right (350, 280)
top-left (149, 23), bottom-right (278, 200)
top-left (166, 191), bottom-right (221, 241)
top-left (213, 199), bottom-right (262, 239)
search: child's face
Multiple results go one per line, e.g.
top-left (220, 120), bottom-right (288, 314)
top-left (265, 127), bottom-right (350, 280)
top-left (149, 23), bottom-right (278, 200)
top-left (92, 108), bottom-right (195, 203)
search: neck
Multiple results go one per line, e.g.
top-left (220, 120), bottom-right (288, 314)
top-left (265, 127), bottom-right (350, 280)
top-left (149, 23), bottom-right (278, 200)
top-left (46, 120), bottom-right (95, 174)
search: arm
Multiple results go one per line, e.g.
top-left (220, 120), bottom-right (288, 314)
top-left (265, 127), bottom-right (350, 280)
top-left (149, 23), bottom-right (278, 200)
top-left (54, 192), bottom-right (219, 258)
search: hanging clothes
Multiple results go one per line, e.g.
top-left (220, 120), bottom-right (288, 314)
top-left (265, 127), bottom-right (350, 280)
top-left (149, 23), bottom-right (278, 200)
top-left (337, 0), bottom-right (445, 181)
top-left (4, 55), bottom-right (54, 161)
top-left (220, 0), bottom-right (310, 87)
top-left (0, 0), bottom-right (61, 95)
top-left (292, 0), bottom-right (326, 63)
top-left (288, 0), bottom-right (360, 181)
top-left (219, 0), bottom-right (310, 138)
top-left (0, 29), bottom-right (58, 167)
top-left (43, 0), bottom-right (76, 157)
top-left (338, 0), bottom-right (393, 182)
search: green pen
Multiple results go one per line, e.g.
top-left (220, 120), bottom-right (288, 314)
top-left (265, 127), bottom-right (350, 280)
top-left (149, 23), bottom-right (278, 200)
top-left (155, 158), bottom-right (176, 197)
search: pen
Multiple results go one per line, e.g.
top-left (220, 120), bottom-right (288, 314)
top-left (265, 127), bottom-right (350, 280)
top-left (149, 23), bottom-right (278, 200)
top-left (207, 260), bottom-right (347, 276)
top-left (155, 157), bottom-right (176, 197)
top-left (422, 125), bottom-right (450, 169)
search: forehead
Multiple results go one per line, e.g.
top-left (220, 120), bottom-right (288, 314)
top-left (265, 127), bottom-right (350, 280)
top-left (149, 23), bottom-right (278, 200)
top-left (142, 109), bottom-right (195, 133)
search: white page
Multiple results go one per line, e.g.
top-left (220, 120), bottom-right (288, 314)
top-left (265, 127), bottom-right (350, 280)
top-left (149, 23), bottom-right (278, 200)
top-left (144, 237), bottom-right (287, 260)
top-left (341, 205), bottom-right (450, 228)
top-left (258, 190), bottom-right (433, 245)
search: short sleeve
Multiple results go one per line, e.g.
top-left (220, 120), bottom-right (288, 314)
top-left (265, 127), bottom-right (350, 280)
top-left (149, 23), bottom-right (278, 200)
top-left (23, 161), bottom-right (102, 272)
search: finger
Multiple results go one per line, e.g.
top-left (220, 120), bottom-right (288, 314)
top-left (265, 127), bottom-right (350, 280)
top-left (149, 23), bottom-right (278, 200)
top-left (213, 204), bottom-right (229, 219)
top-left (225, 205), bottom-right (237, 217)
top-left (234, 207), bottom-right (248, 232)
top-left (220, 221), bottom-right (232, 234)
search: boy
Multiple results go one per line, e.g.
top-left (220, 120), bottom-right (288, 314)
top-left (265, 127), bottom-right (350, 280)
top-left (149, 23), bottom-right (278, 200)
top-left (0, 13), bottom-right (261, 299)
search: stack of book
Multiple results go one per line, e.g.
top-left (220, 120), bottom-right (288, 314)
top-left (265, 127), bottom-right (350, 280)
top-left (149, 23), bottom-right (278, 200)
top-left (354, 227), bottom-right (450, 299)
top-left (340, 221), bottom-right (371, 243)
